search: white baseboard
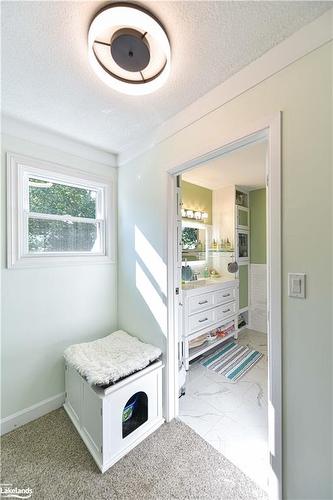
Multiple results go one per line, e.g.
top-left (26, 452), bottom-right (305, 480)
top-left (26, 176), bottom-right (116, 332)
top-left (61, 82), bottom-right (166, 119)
top-left (0, 393), bottom-right (65, 436)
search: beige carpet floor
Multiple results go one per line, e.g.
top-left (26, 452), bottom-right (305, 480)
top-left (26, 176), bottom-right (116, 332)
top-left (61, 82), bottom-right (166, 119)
top-left (1, 408), bottom-right (267, 500)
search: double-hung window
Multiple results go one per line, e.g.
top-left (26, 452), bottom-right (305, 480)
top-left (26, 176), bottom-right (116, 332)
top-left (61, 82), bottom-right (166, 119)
top-left (7, 153), bottom-right (114, 268)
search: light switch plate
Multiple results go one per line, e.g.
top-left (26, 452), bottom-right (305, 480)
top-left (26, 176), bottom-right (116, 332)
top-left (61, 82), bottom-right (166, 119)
top-left (288, 273), bottom-right (306, 298)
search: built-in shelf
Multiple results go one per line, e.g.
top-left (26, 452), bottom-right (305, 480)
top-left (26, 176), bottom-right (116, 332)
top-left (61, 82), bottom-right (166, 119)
top-left (237, 325), bottom-right (248, 333)
top-left (238, 310), bottom-right (249, 331)
top-left (188, 330), bottom-right (235, 362)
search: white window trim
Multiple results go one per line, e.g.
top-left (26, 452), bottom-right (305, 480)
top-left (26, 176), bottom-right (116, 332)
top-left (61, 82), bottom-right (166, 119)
top-left (7, 152), bottom-right (116, 268)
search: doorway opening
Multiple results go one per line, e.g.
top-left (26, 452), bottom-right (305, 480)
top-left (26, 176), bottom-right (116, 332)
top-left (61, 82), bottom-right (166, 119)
top-left (180, 139), bottom-right (268, 490)
top-left (166, 118), bottom-right (282, 500)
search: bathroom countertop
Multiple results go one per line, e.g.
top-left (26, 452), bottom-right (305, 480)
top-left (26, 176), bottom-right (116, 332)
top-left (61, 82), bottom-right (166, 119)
top-left (182, 276), bottom-right (238, 294)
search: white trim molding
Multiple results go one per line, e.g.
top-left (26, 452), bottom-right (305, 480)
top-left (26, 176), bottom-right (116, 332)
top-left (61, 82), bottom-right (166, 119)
top-left (7, 152), bottom-right (116, 268)
top-left (119, 8), bottom-right (333, 165)
top-left (2, 115), bottom-right (118, 168)
top-left (0, 393), bottom-right (65, 436)
top-left (166, 112), bottom-right (282, 500)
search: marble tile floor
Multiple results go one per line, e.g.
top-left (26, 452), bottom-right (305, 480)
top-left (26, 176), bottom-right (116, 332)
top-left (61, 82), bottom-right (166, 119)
top-left (179, 329), bottom-right (268, 491)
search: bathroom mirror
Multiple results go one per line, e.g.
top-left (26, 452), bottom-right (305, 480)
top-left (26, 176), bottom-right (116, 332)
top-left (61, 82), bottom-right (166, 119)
top-left (181, 221), bottom-right (210, 265)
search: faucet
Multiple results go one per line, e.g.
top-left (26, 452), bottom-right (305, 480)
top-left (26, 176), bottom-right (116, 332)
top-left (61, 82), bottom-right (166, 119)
top-left (192, 271), bottom-right (200, 281)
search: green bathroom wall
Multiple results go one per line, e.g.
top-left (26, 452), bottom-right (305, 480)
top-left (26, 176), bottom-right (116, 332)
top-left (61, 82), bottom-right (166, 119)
top-left (250, 188), bottom-right (266, 264)
top-left (181, 180), bottom-right (212, 225)
top-left (239, 264), bottom-right (249, 309)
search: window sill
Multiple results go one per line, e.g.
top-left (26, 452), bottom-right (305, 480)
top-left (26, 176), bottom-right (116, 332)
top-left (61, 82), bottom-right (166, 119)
top-left (7, 255), bottom-right (116, 269)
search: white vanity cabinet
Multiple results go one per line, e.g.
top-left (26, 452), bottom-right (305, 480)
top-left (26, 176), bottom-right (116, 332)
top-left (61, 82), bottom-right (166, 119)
top-left (182, 279), bottom-right (239, 369)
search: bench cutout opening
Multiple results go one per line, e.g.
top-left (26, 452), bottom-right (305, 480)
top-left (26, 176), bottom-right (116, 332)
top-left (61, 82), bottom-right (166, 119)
top-left (122, 391), bottom-right (148, 438)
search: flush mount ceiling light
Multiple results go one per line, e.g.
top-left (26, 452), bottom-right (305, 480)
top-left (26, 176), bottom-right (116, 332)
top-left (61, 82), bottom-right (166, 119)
top-left (88, 3), bottom-right (171, 95)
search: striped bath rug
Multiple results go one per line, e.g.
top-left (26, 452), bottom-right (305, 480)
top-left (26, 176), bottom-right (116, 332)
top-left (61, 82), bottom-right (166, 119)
top-left (201, 340), bottom-right (263, 382)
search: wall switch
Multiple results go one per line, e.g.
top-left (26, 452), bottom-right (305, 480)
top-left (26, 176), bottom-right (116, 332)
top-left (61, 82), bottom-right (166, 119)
top-left (288, 273), bottom-right (306, 298)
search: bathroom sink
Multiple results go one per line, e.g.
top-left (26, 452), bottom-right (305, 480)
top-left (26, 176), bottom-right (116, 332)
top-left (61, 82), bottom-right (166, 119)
top-left (182, 276), bottom-right (228, 290)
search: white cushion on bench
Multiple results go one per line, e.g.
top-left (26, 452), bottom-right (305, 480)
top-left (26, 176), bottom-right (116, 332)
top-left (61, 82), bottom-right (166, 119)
top-left (64, 330), bottom-right (162, 386)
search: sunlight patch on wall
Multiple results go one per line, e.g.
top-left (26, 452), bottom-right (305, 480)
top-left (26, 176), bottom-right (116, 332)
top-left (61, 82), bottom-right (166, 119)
top-left (135, 226), bottom-right (167, 297)
top-left (135, 262), bottom-right (167, 336)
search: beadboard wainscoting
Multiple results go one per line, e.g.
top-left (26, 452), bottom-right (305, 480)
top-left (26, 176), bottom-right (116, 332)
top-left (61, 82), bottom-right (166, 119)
top-left (250, 264), bottom-right (267, 334)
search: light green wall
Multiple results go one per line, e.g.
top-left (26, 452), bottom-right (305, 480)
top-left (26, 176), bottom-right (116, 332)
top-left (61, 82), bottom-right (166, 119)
top-left (1, 134), bottom-right (118, 419)
top-left (181, 180), bottom-right (212, 225)
top-left (239, 264), bottom-right (249, 309)
top-left (118, 43), bottom-right (333, 499)
top-left (250, 188), bottom-right (266, 264)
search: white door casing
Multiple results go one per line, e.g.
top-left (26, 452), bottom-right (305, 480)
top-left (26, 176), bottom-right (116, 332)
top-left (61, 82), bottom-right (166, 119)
top-left (166, 113), bottom-right (282, 500)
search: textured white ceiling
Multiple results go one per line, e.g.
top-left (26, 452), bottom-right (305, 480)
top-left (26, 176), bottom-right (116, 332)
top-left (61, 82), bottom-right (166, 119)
top-left (1, 1), bottom-right (331, 154)
top-left (182, 141), bottom-right (267, 191)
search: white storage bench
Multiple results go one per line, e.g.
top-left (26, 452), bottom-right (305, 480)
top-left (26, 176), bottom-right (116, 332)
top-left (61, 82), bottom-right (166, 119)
top-left (63, 331), bottom-right (164, 473)
top-left (64, 360), bottom-right (163, 472)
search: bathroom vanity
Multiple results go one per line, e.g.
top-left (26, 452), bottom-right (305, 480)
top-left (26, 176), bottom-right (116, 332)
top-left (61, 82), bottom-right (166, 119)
top-left (181, 277), bottom-right (239, 369)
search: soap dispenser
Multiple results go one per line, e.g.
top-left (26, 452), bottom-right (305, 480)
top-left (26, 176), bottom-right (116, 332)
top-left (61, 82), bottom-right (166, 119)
top-left (182, 259), bottom-right (193, 282)
top-left (204, 266), bottom-right (209, 278)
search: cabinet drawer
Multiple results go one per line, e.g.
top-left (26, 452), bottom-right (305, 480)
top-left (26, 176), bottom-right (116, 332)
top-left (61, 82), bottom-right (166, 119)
top-left (214, 287), bottom-right (236, 306)
top-left (188, 292), bottom-right (214, 314)
top-left (215, 301), bottom-right (237, 322)
top-left (188, 309), bottom-right (215, 333)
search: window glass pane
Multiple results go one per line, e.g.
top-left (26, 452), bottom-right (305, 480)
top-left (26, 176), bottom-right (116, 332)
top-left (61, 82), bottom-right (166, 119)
top-left (29, 178), bottom-right (97, 218)
top-left (28, 219), bottom-right (101, 253)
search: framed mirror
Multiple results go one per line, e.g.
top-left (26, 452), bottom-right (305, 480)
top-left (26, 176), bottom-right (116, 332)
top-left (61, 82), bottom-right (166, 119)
top-left (181, 221), bottom-right (210, 265)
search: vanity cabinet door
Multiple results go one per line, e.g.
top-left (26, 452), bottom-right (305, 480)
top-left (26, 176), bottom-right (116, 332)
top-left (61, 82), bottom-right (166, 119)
top-left (236, 206), bottom-right (249, 229)
top-left (237, 230), bottom-right (249, 261)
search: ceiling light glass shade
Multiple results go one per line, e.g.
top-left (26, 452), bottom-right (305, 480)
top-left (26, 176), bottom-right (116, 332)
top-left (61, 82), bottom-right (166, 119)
top-left (185, 210), bottom-right (194, 218)
top-left (181, 208), bottom-right (186, 218)
top-left (202, 212), bottom-right (208, 220)
top-left (88, 4), bottom-right (171, 95)
top-left (194, 211), bottom-right (202, 220)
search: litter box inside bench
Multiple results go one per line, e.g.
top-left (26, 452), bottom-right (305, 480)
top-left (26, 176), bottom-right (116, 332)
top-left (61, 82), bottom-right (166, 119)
top-left (64, 360), bottom-right (164, 473)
